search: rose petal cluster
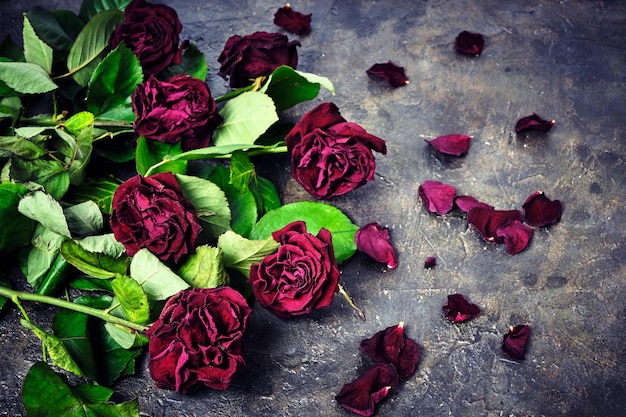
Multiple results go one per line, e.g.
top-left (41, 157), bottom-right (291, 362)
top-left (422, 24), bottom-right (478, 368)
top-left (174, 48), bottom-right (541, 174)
top-left (366, 61), bottom-right (409, 88)
top-left (443, 294), bottom-right (481, 323)
top-left (218, 31), bottom-right (300, 88)
top-left (110, 172), bottom-right (202, 263)
top-left (108, 0), bottom-right (187, 75)
top-left (249, 221), bottom-right (340, 318)
top-left (354, 223), bottom-right (398, 269)
top-left (146, 287), bottom-right (251, 394)
top-left (274, 5), bottom-right (312, 35)
top-left (286, 103), bottom-right (387, 199)
top-left (132, 75), bottom-right (222, 151)
top-left (502, 325), bottom-right (531, 360)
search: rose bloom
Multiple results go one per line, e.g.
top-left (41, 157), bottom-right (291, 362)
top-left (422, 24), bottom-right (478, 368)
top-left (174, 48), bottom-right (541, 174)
top-left (248, 221), bottom-right (340, 318)
top-left (108, 0), bottom-right (187, 75)
top-left (146, 287), bottom-right (252, 394)
top-left (285, 102), bottom-right (387, 199)
top-left (110, 172), bottom-right (202, 263)
top-left (218, 31), bottom-right (300, 88)
top-left (132, 75), bottom-right (222, 151)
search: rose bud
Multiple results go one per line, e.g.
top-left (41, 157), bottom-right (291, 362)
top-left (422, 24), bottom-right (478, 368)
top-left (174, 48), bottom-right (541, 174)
top-left (425, 134), bottom-right (472, 156)
top-left (522, 191), bottom-right (562, 227)
top-left (366, 61), bottom-right (409, 88)
top-left (418, 180), bottom-right (457, 215)
top-left (467, 207), bottom-right (522, 243)
top-left (335, 364), bottom-right (399, 417)
top-left (285, 102), bottom-right (387, 199)
top-left (360, 322), bottom-right (419, 379)
top-left (218, 31), bottom-right (300, 88)
top-left (249, 221), bottom-right (340, 318)
top-left (132, 75), bottom-right (222, 151)
top-left (515, 113), bottom-right (555, 133)
top-left (454, 30), bottom-right (485, 55)
top-left (443, 294), bottom-right (480, 323)
top-left (110, 172), bottom-right (202, 263)
top-left (108, 0), bottom-right (187, 75)
top-left (273, 4), bottom-right (312, 35)
top-left (495, 220), bottom-right (534, 255)
top-left (355, 223), bottom-right (398, 269)
top-left (146, 287), bottom-right (251, 393)
top-left (502, 325), bottom-right (530, 360)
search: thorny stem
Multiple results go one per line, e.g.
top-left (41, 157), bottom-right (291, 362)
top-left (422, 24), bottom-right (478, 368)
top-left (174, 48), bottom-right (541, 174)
top-left (337, 283), bottom-right (366, 321)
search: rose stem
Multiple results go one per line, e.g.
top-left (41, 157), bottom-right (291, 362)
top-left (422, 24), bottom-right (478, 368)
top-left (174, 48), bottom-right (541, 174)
top-left (337, 283), bottom-right (366, 321)
top-left (0, 287), bottom-right (149, 332)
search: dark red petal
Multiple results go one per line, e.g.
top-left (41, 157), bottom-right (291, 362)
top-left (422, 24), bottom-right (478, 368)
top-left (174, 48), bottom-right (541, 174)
top-left (454, 195), bottom-right (494, 213)
top-left (467, 207), bottom-right (523, 243)
top-left (273, 5), bottom-right (312, 35)
top-left (418, 180), bottom-right (457, 215)
top-left (359, 323), bottom-right (419, 379)
top-left (502, 325), bottom-right (530, 360)
top-left (335, 364), bottom-right (399, 417)
top-left (366, 61), bottom-right (409, 88)
top-left (355, 223), bottom-right (398, 269)
top-left (425, 134), bottom-right (472, 156)
top-left (522, 191), bottom-right (563, 227)
top-left (443, 293), bottom-right (481, 323)
top-left (424, 256), bottom-right (437, 269)
top-left (515, 113), bottom-right (555, 133)
top-left (495, 220), bottom-right (534, 255)
top-left (455, 30), bottom-right (485, 55)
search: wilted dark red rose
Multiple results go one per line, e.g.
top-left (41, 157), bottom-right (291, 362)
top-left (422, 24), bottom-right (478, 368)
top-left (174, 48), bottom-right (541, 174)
top-left (515, 113), bottom-right (555, 133)
top-left (146, 287), bottom-right (251, 394)
top-left (335, 364), bottom-right (399, 417)
top-left (455, 30), bottom-right (485, 55)
top-left (424, 256), bottom-right (437, 269)
top-left (249, 221), bottom-right (340, 318)
top-left (132, 75), bottom-right (222, 151)
top-left (110, 172), bottom-right (201, 263)
top-left (495, 220), bottom-right (534, 255)
top-left (454, 195), bottom-right (494, 213)
top-left (108, 0), bottom-right (187, 75)
top-left (360, 323), bottom-right (419, 379)
top-left (218, 31), bottom-right (300, 88)
top-left (285, 102), bottom-right (387, 199)
top-left (355, 223), bottom-right (398, 269)
top-left (425, 134), bottom-right (472, 156)
top-left (522, 191), bottom-right (562, 227)
top-left (418, 180), bottom-right (457, 215)
top-left (366, 61), bottom-right (409, 88)
top-left (443, 294), bottom-right (480, 323)
top-left (502, 325), bottom-right (530, 360)
top-left (274, 4), bottom-right (312, 35)
top-left (467, 207), bottom-right (522, 243)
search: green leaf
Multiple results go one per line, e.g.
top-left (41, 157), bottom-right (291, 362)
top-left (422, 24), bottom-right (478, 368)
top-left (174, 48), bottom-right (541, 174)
top-left (18, 190), bottom-right (71, 237)
top-left (135, 136), bottom-right (186, 176)
top-left (67, 9), bottom-right (124, 87)
top-left (229, 150), bottom-right (255, 193)
top-left (63, 111), bottom-right (95, 136)
top-left (7, 158), bottom-right (70, 199)
top-left (177, 245), bottom-right (229, 288)
top-left (23, 16), bottom-right (53, 74)
top-left (60, 239), bottom-right (128, 279)
top-left (79, 0), bottom-right (132, 22)
top-left (21, 225), bottom-right (64, 289)
top-left (0, 62), bottom-right (57, 95)
top-left (111, 274), bottom-right (150, 324)
top-left (259, 66), bottom-right (335, 111)
top-left (21, 319), bottom-right (84, 376)
top-left (86, 43), bottom-right (143, 116)
top-left (250, 201), bottom-right (359, 263)
top-left (160, 42), bottom-right (207, 80)
top-left (75, 233), bottom-right (125, 257)
top-left (0, 182), bottom-right (35, 253)
top-left (129, 249), bottom-right (189, 301)
top-left (0, 35), bottom-right (25, 62)
top-left (297, 69), bottom-right (336, 95)
top-left (0, 96), bottom-right (23, 122)
top-left (52, 309), bottom-right (96, 378)
top-left (25, 6), bottom-right (75, 51)
top-left (175, 173), bottom-right (231, 239)
top-left (63, 175), bottom-right (121, 214)
top-left (218, 230), bottom-right (279, 277)
top-left (52, 10), bottom-right (85, 48)
top-left (64, 200), bottom-right (104, 237)
top-left (67, 124), bottom-right (94, 186)
top-left (213, 91), bottom-right (279, 146)
top-left (249, 175), bottom-right (281, 218)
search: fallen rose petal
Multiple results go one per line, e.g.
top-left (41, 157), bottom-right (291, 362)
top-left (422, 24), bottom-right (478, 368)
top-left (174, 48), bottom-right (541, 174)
top-left (360, 322), bottom-right (419, 379)
top-left (454, 195), bottom-right (494, 213)
top-left (502, 325), bottom-right (530, 360)
top-left (495, 220), bottom-right (534, 255)
top-left (366, 61), bottom-right (409, 88)
top-left (424, 256), bottom-right (436, 269)
top-left (335, 364), bottom-right (399, 417)
top-left (522, 191), bottom-right (563, 227)
top-left (274, 4), bottom-right (312, 35)
top-left (515, 113), bottom-right (555, 133)
top-left (455, 30), bottom-right (485, 55)
top-left (425, 134), bottom-right (472, 156)
top-left (418, 180), bottom-right (457, 215)
top-left (467, 207), bottom-right (523, 243)
top-left (355, 223), bottom-right (398, 269)
top-left (443, 293), bottom-right (480, 323)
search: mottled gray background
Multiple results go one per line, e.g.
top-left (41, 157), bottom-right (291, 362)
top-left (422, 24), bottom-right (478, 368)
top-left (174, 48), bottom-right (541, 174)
top-left (1, 1), bottom-right (625, 416)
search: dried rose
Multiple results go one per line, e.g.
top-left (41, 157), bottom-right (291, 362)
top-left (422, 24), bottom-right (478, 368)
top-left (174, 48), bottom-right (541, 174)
top-left (366, 61), bottom-right (409, 88)
top-left (515, 113), bottom-right (555, 133)
top-left (443, 294), bottom-right (480, 323)
top-left (502, 325), bottom-right (530, 360)
top-left (424, 256), bottom-right (437, 269)
top-left (467, 207), bottom-right (522, 243)
top-left (108, 0), bottom-right (187, 75)
top-left (454, 195), bottom-right (494, 213)
top-left (522, 191), bottom-right (562, 227)
top-left (249, 221), bottom-right (340, 318)
top-left (495, 220), bottom-right (534, 255)
top-left (418, 180), bottom-right (457, 215)
top-left (146, 287), bottom-right (251, 393)
top-left (335, 364), bottom-right (399, 417)
top-left (218, 31), bottom-right (300, 88)
top-left (274, 4), bottom-right (312, 35)
top-left (455, 30), bottom-right (485, 55)
top-left (355, 223), bottom-right (398, 269)
top-left (360, 322), bottom-right (419, 379)
top-left (132, 75), bottom-right (222, 151)
top-left (110, 173), bottom-right (202, 263)
top-left (285, 102), bottom-right (387, 199)
top-left (425, 134), bottom-right (472, 156)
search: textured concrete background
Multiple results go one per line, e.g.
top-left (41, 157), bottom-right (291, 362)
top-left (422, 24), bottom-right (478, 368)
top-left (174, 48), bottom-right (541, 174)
top-left (1, 1), bottom-right (625, 416)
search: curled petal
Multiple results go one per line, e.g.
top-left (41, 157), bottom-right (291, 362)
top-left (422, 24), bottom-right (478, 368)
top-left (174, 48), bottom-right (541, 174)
top-left (418, 180), bottom-right (457, 215)
top-left (455, 30), bottom-right (485, 55)
top-left (366, 61), bottom-right (409, 88)
top-left (502, 325), bottom-right (530, 360)
top-left (467, 207), bottom-right (522, 243)
top-left (443, 293), bottom-right (480, 323)
top-left (515, 113), bottom-right (555, 133)
top-left (454, 195), bottom-right (494, 213)
top-left (522, 191), bottom-right (562, 227)
top-left (495, 220), bottom-right (534, 255)
top-left (360, 322), bottom-right (419, 379)
top-left (355, 223), bottom-right (398, 268)
top-left (424, 256), bottom-right (437, 269)
top-left (273, 4), bottom-right (312, 35)
top-left (425, 134), bottom-right (472, 156)
top-left (335, 364), bottom-right (399, 417)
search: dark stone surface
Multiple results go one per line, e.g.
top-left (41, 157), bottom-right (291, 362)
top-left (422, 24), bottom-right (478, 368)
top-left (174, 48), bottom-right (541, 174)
top-left (1, 1), bottom-right (626, 416)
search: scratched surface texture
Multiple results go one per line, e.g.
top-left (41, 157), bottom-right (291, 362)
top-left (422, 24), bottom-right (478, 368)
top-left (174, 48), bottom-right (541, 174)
top-left (1, 0), bottom-right (625, 416)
